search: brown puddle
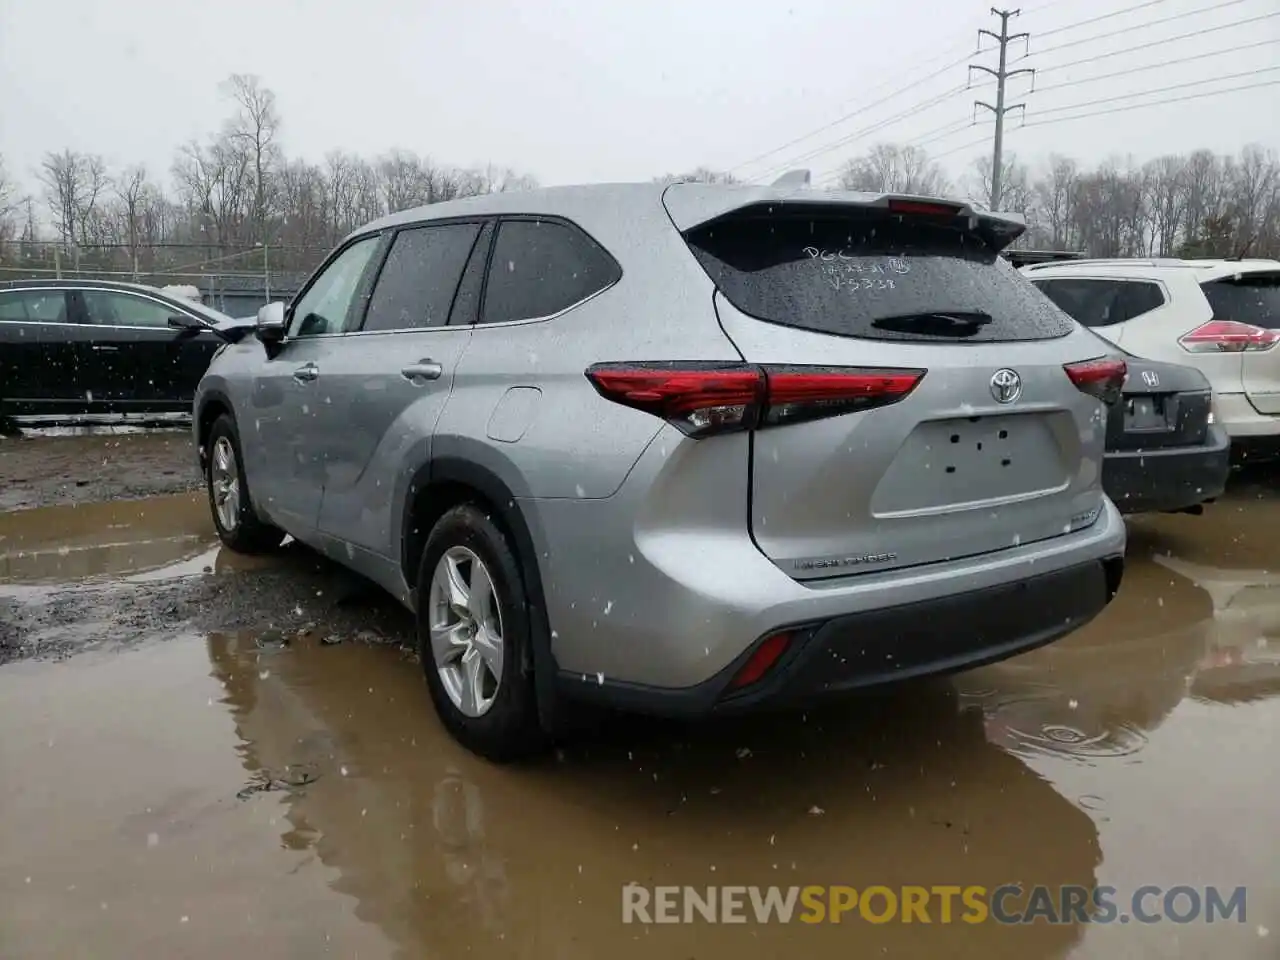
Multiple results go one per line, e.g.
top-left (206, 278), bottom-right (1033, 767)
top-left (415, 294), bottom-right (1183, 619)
top-left (1, 488), bottom-right (1279, 958)
top-left (0, 493), bottom-right (278, 586)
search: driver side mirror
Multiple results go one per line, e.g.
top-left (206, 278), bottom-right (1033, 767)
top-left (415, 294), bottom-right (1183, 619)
top-left (167, 315), bottom-right (203, 338)
top-left (256, 301), bottom-right (287, 345)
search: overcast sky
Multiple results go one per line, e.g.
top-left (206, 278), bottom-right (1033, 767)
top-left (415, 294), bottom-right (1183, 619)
top-left (1, 0), bottom-right (1277, 194)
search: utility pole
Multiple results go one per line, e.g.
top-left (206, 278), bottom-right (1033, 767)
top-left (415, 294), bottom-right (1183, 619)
top-left (970, 8), bottom-right (1034, 210)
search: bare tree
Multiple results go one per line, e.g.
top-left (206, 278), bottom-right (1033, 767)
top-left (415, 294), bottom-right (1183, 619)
top-left (652, 167), bottom-right (740, 186)
top-left (1030, 155), bottom-right (1079, 249)
top-left (39, 149), bottom-right (85, 246)
top-left (966, 153), bottom-right (1031, 216)
top-left (222, 74), bottom-right (280, 246)
top-left (114, 165), bottom-right (149, 274)
top-left (836, 144), bottom-right (949, 196)
top-left (0, 154), bottom-right (17, 245)
top-left (1143, 155), bottom-right (1187, 256)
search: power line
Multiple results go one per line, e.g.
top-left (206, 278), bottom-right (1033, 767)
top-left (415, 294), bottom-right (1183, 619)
top-left (854, 77), bottom-right (1279, 174)
top-left (741, 0), bottom-right (1237, 184)
top-left (751, 83), bottom-right (973, 184)
top-left (1014, 0), bottom-right (1262, 61)
top-left (1035, 0), bottom-right (1168, 38)
top-left (748, 0), bottom-right (1278, 190)
top-left (1028, 65), bottom-right (1280, 118)
top-left (1018, 77), bottom-right (1280, 128)
top-left (1033, 14), bottom-right (1280, 73)
top-left (731, 51), bottom-right (975, 177)
top-left (1032, 39), bottom-right (1280, 94)
top-left (815, 118), bottom-right (991, 186)
top-left (932, 134), bottom-right (1002, 162)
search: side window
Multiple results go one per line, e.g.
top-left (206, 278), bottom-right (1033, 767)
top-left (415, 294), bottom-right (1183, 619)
top-left (0, 290), bottom-right (68, 322)
top-left (288, 235), bottom-right (381, 338)
top-left (1033, 278), bottom-right (1160, 328)
top-left (82, 291), bottom-right (176, 328)
top-left (362, 222), bottom-right (481, 332)
top-left (480, 218), bottom-right (620, 325)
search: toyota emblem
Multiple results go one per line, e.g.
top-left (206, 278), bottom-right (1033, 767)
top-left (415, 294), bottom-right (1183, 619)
top-left (990, 368), bottom-right (1022, 404)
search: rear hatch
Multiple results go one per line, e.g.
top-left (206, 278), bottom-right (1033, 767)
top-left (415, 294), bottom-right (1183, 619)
top-left (1106, 354), bottom-right (1212, 451)
top-left (1197, 268), bottom-right (1280, 415)
top-left (666, 188), bottom-right (1118, 581)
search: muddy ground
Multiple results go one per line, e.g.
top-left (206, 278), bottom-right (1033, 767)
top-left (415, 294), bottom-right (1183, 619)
top-left (1, 429), bottom-right (1278, 959)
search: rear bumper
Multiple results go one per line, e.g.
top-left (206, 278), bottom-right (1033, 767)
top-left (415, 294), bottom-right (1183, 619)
top-left (1214, 393), bottom-right (1280, 439)
top-left (561, 555), bottom-right (1122, 719)
top-left (1103, 424), bottom-right (1231, 514)
top-left (551, 495), bottom-right (1127, 719)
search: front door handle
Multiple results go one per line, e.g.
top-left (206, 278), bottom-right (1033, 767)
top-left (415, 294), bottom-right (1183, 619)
top-left (293, 363), bottom-right (320, 383)
top-left (91, 344), bottom-right (119, 352)
top-left (401, 360), bottom-right (443, 383)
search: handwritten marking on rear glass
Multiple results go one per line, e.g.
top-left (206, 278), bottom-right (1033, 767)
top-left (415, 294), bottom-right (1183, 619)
top-left (803, 248), bottom-right (910, 291)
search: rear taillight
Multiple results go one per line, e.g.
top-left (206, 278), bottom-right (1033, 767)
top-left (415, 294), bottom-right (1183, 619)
top-left (1179, 320), bottom-right (1280, 353)
top-left (1064, 357), bottom-right (1127, 406)
top-left (585, 362), bottom-right (925, 438)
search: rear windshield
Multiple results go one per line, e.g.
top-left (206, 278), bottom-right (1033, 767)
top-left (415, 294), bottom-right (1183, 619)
top-left (1202, 272), bottom-right (1280, 329)
top-left (684, 209), bottom-right (1075, 343)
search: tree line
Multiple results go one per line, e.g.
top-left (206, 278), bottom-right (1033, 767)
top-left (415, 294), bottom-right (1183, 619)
top-left (0, 75), bottom-right (1276, 283)
top-left (0, 74), bottom-right (538, 279)
top-left (836, 142), bottom-right (1279, 258)
top-left (662, 142), bottom-right (1279, 260)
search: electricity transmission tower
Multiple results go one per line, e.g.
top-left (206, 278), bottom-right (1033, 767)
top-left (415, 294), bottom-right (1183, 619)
top-left (970, 8), bottom-right (1034, 210)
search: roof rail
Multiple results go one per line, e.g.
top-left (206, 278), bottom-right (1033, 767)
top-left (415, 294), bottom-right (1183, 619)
top-left (1021, 257), bottom-right (1166, 270)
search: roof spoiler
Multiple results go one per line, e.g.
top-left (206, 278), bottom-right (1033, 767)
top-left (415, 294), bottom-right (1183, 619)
top-left (771, 169), bottom-right (811, 188)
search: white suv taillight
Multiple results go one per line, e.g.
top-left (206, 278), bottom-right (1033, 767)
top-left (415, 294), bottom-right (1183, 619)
top-left (1179, 320), bottom-right (1280, 353)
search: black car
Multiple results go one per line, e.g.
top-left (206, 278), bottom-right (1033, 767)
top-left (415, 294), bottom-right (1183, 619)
top-left (0, 279), bottom-right (231, 422)
top-left (1103, 352), bottom-right (1231, 514)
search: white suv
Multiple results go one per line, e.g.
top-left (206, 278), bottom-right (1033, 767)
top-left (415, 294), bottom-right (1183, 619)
top-left (1021, 258), bottom-right (1280, 460)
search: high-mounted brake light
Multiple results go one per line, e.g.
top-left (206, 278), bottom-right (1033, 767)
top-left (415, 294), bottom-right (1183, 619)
top-left (584, 362), bottom-right (926, 438)
top-left (1178, 319), bottom-right (1280, 354)
top-left (1064, 357), bottom-right (1127, 406)
top-left (887, 199), bottom-right (964, 218)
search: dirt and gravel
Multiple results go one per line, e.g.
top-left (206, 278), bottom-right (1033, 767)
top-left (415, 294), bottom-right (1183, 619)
top-left (0, 427), bottom-right (202, 511)
top-left (1, 428), bottom-right (1278, 959)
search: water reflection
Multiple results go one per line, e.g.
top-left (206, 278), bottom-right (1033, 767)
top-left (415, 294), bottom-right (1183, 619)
top-left (961, 519), bottom-right (1280, 764)
top-left (0, 493), bottom-right (214, 584)
top-left (207, 630), bottom-right (1100, 959)
top-left (957, 525), bottom-right (1215, 763)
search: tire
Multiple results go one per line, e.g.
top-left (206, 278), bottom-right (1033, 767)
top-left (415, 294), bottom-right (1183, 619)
top-left (205, 413), bottom-right (285, 554)
top-left (416, 503), bottom-right (548, 762)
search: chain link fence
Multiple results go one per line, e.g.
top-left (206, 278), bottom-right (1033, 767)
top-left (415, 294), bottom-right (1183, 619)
top-left (0, 240), bottom-right (323, 317)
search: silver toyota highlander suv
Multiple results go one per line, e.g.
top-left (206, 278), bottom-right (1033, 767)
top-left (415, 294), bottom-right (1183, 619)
top-left (194, 182), bottom-right (1128, 760)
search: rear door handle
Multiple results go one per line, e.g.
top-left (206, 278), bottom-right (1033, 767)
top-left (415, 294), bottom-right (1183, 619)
top-left (91, 345), bottom-right (119, 352)
top-left (293, 363), bottom-right (320, 383)
top-left (401, 360), bottom-right (443, 383)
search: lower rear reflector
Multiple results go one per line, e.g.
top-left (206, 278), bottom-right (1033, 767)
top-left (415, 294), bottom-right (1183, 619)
top-left (728, 632), bottom-right (792, 689)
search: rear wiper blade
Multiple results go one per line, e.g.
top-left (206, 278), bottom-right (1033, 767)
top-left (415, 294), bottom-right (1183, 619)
top-left (871, 311), bottom-right (994, 337)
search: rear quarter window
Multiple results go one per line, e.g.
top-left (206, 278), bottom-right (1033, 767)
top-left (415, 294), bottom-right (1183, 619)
top-left (1201, 272), bottom-right (1280, 328)
top-left (1032, 277), bottom-right (1164, 327)
top-left (684, 208), bottom-right (1074, 343)
top-left (480, 218), bottom-right (620, 325)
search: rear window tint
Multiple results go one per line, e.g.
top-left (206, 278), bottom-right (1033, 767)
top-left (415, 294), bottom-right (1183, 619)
top-left (684, 209), bottom-right (1074, 343)
top-left (1202, 272), bottom-right (1280, 329)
